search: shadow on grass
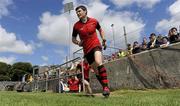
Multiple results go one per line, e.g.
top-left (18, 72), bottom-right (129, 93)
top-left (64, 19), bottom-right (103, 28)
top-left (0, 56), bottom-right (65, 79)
top-left (72, 93), bottom-right (95, 98)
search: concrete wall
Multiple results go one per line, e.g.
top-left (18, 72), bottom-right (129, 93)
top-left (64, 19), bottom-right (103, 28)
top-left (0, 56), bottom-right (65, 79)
top-left (90, 42), bottom-right (180, 92)
top-left (0, 81), bottom-right (19, 91)
top-left (2, 43), bottom-right (179, 92)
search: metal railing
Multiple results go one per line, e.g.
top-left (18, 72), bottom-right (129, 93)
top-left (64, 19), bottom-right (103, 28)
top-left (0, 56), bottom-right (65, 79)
top-left (32, 57), bottom-right (85, 93)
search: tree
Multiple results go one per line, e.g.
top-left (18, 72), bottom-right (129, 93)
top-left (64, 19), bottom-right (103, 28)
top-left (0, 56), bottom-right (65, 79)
top-left (11, 62), bottom-right (33, 81)
top-left (0, 62), bottom-right (11, 81)
top-left (12, 62), bottom-right (33, 73)
top-left (0, 62), bottom-right (9, 75)
top-left (11, 69), bottom-right (26, 81)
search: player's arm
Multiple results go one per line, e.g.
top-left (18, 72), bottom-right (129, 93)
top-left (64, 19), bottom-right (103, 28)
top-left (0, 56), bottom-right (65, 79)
top-left (72, 36), bottom-right (80, 45)
top-left (72, 25), bottom-right (82, 46)
top-left (97, 22), bottom-right (107, 50)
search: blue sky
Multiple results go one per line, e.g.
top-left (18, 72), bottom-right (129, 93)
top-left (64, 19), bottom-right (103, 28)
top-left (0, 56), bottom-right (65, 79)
top-left (0, 0), bottom-right (180, 65)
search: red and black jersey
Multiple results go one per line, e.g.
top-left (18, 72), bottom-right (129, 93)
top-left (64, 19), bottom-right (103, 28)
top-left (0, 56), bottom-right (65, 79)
top-left (72, 17), bottom-right (102, 55)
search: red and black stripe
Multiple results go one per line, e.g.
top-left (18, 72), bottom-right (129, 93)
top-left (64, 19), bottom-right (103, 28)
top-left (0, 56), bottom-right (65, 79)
top-left (97, 65), bottom-right (109, 87)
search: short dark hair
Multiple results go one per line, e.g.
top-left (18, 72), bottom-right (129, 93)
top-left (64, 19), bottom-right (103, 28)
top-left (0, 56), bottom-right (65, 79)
top-left (171, 27), bottom-right (177, 31)
top-left (134, 41), bottom-right (138, 44)
top-left (150, 33), bottom-right (156, 36)
top-left (75, 5), bottom-right (87, 14)
top-left (127, 44), bottom-right (131, 46)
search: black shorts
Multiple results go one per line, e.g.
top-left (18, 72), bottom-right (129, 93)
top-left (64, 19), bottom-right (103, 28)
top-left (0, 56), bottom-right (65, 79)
top-left (84, 46), bottom-right (102, 65)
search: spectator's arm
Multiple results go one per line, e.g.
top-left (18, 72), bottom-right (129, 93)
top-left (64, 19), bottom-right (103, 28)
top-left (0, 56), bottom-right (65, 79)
top-left (89, 68), bottom-right (95, 73)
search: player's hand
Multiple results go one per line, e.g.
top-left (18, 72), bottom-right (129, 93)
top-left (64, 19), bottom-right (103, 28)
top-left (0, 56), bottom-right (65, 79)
top-left (78, 40), bottom-right (83, 47)
top-left (102, 39), bottom-right (107, 50)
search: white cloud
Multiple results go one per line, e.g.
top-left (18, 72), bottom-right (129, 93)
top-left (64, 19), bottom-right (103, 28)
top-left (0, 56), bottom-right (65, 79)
top-left (81, 1), bottom-right (144, 48)
top-left (0, 0), bottom-right (13, 18)
top-left (38, 12), bottom-right (70, 45)
top-left (155, 0), bottom-right (180, 33)
top-left (0, 25), bottom-right (33, 54)
top-left (169, 0), bottom-right (180, 16)
top-left (0, 56), bottom-right (16, 64)
top-left (38, 0), bottom-right (145, 57)
top-left (101, 10), bottom-right (145, 48)
top-left (41, 56), bottom-right (49, 62)
top-left (110, 0), bottom-right (161, 9)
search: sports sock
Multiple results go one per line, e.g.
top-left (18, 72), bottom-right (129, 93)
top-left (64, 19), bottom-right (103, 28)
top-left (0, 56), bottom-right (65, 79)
top-left (97, 65), bottom-right (109, 88)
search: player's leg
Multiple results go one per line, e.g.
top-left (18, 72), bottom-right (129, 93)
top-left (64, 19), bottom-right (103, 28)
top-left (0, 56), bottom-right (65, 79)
top-left (94, 50), bottom-right (110, 97)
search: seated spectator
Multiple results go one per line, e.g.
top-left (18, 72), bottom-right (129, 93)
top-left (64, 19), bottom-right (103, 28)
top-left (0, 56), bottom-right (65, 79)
top-left (59, 79), bottom-right (69, 93)
top-left (141, 44), bottom-right (148, 51)
top-left (147, 33), bottom-right (161, 49)
top-left (111, 53), bottom-right (116, 60)
top-left (168, 27), bottom-right (180, 43)
top-left (114, 52), bottom-right (119, 59)
top-left (127, 44), bottom-right (133, 55)
top-left (27, 74), bottom-right (33, 83)
top-left (160, 36), bottom-right (170, 48)
top-left (157, 34), bottom-right (163, 45)
top-left (142, 37), bottom-right (148, 46)
top-left (108, 56), bottom-right (111, 61)
top-left (141, 37), bottom-right (148, 51)
top-left (67, 76), bottom-right (80, 93)
top-left (118, 49), bottom-right (126, 58)
top-left (132, 41), bottom-right (142, 54)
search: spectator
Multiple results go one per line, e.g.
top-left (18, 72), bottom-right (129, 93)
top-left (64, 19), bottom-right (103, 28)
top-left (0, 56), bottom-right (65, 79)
top-left (141, 44), bottom-right (147, 51)
top-left (157, 34), bottom-right (163, 45)
top-left (132, 41), bottom-right (142, 54)
top-left (118, 49), bottom-right (126, 58)
top-left (142, 37), bottom-right (148, 46)
top-left (59, 79), bottom-right (69, 93)
top-left (147, 33), bottom-right (160, 49)
top-left (168, 27), bottom-right (180, 43)
top-left (111, 53), bottom-right (116, 60)
top-left (127, 44), bottom-right (133, 55)
top-left (114, 52), bottom-right (119, 59)
top-left (108, 56), bottom-right (111, 61)
top-left (160, 36), bottom-right (170, 48)
top-left (27, 74), bottom-right (33, 83)
top-left (141, 37), bottom-right (148, 51)
top-left (67, 76), bottom-right (80, 93)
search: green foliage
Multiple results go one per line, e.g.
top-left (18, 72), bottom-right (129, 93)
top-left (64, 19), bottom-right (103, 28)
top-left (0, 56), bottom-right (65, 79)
top-left (11, 69), bottom-right (26, 81)
top-left (0, 62), bottom-right (10, 75)
top-left (0, 62), bottom-right (33, 81)
top-left (11, 62), bottom-right (33, 81)
top-left (0, 62), bottom-right (11, 81)
top-left (12, 62), bottom-right (33, 73)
